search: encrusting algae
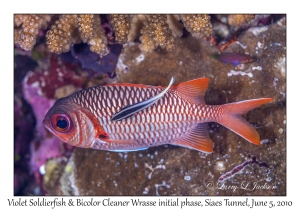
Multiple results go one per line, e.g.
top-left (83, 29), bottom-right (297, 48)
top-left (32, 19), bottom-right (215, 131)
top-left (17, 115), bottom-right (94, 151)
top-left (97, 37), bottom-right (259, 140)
top-left (77, 15), bottom-right (108, 56)
top-left (139, 15), bottom-right (175, 52)
top-left (14, 14), bottom-right (52, 51)
top-left (46, 15), bottom-right (79, 54)
top-left (180, 14), bottom-right (213, 38)
top-left (108, 14), bottom-right (131, 44)
top-left (227, 14), bottom-right (256, 27)
top-left (14, 14), bottom-right (214, 55)
top-left (46, 15), bottom-right (109, 57)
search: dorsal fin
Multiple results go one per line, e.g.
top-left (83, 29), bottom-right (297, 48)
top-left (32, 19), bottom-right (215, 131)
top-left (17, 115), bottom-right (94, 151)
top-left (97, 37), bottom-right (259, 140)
top-left (171, 123), bottom-right (213, 153)
top-left (171, 78), bottom-right (209, 104)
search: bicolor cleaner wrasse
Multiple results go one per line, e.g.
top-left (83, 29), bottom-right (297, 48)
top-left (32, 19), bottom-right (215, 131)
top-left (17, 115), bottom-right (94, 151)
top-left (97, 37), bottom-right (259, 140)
top-left (43, 78), bottom-right (273, 153)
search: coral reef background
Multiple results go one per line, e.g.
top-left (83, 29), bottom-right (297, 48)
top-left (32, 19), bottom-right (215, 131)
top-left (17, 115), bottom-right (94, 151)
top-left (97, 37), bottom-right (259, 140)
top-left (14, 14), bottom-right (286, 195)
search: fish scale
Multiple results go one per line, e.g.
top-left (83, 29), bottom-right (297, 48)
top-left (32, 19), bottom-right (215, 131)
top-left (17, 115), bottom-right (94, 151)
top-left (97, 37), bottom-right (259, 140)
top-left (43, 78), bottom-right (273, 153)
top-left (72, 85), bottom-right (202, 149)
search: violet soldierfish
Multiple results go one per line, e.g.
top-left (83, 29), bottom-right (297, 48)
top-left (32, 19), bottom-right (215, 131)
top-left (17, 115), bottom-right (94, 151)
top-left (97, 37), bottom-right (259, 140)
top-left (43, 78), bottom-right (273, 153)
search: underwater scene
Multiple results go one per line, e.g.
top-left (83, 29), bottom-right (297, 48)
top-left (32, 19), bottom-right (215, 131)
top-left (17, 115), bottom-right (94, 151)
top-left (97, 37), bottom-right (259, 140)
top-left (14, 14), bottom-right (286, 195)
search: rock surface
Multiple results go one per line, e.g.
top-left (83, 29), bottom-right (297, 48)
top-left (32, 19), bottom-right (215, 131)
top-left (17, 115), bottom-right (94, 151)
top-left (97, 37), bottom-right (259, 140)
top-left (54, 17), bottom-right (286, 195)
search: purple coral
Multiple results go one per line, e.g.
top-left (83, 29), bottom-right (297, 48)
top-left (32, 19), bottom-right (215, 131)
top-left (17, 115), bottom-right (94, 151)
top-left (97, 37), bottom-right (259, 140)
top-left (25, 54), bottom-right (85, 99)
top-left (20, 54), bottom-right (84, 193)
top-left (23, 73), bottom-right (72, 185)
top-left (71, 43), bottom-right (122, 75)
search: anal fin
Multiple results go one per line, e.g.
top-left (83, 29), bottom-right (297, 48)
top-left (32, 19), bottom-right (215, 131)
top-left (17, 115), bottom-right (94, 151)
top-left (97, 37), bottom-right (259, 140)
top-left (172, 123), bottom-right (213, 153)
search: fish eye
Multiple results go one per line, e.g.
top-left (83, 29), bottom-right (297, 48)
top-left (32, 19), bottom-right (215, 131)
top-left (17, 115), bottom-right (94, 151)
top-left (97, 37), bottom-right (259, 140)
top-left (57, 118), bottom-right (67, 129)
top-left (50, 113), bottom-right (73, 133)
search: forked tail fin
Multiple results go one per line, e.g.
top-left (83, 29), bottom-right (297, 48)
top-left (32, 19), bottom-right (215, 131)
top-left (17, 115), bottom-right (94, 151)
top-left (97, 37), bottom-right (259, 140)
top-left (217, 98), bottom-right (273, 145)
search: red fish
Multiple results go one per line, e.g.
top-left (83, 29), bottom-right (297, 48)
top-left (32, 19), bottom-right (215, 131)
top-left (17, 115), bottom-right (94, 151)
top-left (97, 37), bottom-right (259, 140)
top-left (43, 78), bottom-right (273, 153)
top-left (212, 53), bottom-right (254, 66)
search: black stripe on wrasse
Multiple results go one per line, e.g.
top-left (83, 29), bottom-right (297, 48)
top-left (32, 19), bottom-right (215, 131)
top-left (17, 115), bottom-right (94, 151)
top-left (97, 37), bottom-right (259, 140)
top-left (111, 77), bottom-right (175, 121)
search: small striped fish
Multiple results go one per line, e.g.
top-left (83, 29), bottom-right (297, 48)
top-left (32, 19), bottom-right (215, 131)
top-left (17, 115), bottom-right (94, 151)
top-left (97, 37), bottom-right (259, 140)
top-left (43, 78), bottom-right (273, 153)
top-left (212, 53), bottom-right (254, 66)
top-left (111, 77), bottom-right (175, 121)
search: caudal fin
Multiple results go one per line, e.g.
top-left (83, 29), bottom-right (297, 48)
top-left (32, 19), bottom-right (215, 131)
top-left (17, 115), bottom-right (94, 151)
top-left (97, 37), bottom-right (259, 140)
top-left (218, 98), bottom-right (273, 145)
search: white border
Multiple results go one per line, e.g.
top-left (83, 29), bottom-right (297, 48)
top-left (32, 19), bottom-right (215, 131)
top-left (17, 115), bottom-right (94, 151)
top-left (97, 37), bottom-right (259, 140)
top-left (2, 0), bottom-right (298, 209)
